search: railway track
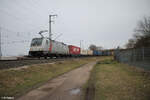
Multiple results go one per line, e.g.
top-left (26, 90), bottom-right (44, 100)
top-left (0, 57), bottom-right (80, 70)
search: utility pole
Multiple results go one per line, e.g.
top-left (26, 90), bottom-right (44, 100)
top-left (80, 40), bottom-right (81, 49)
top-left (0, 27), bottom-right (2, 59)
top-left (80, 40), bottom-right (83, 49)
top-left (49, 14), bottom-right (57, 40)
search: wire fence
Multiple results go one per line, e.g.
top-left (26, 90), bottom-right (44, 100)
top-left (114, 47), bottom-right (150, 70)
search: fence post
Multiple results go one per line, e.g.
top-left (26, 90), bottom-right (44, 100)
top-left (131, 49), bottom-right (133, 62)
top-left (133, 49), bottom-right (135, 62)
top-left (142, 47), bottom-right (145, 61)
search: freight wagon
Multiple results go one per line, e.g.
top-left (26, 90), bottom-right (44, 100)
top-left (87, 50), bottom-right (93, 56)
top-left (80, 50), bottom-right (88, 56)
top-left (93, 50), bottom-right (102, 56)
top-left (80, 49), bottom-right (93, 56)
top-left (68, 45), bottom-right (80, 57)
top-left (102, 50), bottom-right (112, 56)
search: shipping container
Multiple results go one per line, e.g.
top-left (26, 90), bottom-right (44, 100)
top-left (102, 51), bottom-right (112, 56)
top-left (68, 45), bottom-right (80, 55)
top-left (81, 50), bottom-right (88, 55)
top-left (93, 50), bottom-right (102, 56)
top-left (87, 50), bottom-right (93, 55)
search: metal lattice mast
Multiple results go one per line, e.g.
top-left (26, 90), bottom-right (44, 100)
top-left (49, 14), bottom-right (57, 40)
top-left (0, 27), bottom-right (2, 58)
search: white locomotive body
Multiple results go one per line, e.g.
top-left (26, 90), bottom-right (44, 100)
top-left (29, 37), bottom-right (69, 57)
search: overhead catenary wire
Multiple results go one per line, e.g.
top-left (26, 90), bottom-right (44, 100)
top-left (11, 0), bottom-right (46, 19)
top-left (0, 0), bottom-right (51, 33)
top-left (0, 8), bottom-right (48, 38)
top-left (0, 0), bottom-right (48, 30)
top-left (0, 9), bottom-right (39, 28)
top-left (0, 0), bottom-right (55, 56)
top-left (0, 26), bottom-right (32, 47)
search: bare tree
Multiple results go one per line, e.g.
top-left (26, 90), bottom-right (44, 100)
top-left (96, 46), bottom-right (103, 50)
top-left (89, 45), bottom-right (103, 50)
top-left (89, 44), bottom-right (97, 50)
top-left (126, 16), bottom-right (150, 48)
top-left (135, 17), bottom-right (150, 37)
top-left (134, 17), bottom-right (150, 47)
top-left (125, 39), bottom-right (136, 48)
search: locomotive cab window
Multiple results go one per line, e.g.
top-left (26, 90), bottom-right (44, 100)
top-left (31, 38), bottom-right (43, 46)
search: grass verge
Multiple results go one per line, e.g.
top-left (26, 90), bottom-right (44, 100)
top-left (84, 58), bottom-right (150, 100)
top-left (0, 57), bottom-right (98, 97)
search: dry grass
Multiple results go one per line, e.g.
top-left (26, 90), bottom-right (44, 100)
top-left (0, 57), bottom-right (98, 97)
top-left (85, 58), bottom-right (150, 100)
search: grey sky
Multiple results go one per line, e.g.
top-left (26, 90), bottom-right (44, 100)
top-left (0, 0), bottom-right (150, 56)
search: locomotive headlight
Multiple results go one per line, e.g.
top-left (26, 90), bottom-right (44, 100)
top-left (39, 48), bottom-right (43, 51)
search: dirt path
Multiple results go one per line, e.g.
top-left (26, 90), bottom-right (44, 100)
top-left (17, 61), bottom-right (96, 100)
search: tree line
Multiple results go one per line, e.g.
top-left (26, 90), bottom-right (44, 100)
top-left (126, 16), bottom-right (150, 48)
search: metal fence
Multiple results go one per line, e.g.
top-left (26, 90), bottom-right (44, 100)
top-left (114, 47), bottom-right (150, 70)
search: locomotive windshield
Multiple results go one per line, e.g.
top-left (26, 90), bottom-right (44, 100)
top-left (31, 38), bottom-right (43, 46)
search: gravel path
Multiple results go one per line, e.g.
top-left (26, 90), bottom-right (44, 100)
top-left (17, 61), bottom-right (97, 100)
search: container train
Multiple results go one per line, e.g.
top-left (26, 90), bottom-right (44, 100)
top-left (29, 37), bottom-right (112, 58)
top-left (29, 37), bottom-right (81, 58)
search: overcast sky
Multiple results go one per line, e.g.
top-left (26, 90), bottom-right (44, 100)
top-left (0, 0), bottom-right (150, 56)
